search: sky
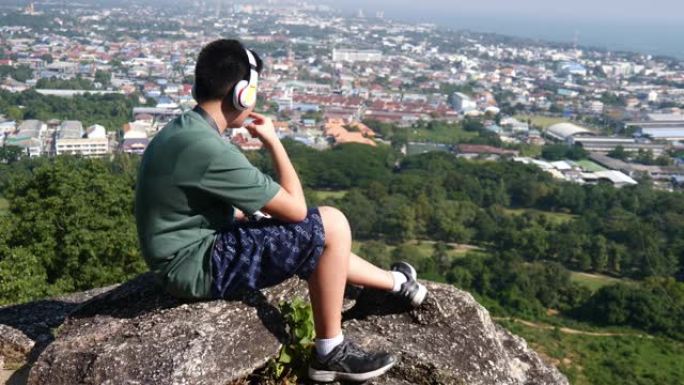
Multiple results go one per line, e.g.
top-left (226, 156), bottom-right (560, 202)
top-left (333, 0), bottom-right (684, 23)
top-left (330, 0), bottom-right (684, 58)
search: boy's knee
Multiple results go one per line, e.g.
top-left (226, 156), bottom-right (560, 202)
top-left (318, 206), bottom-right (350, 243)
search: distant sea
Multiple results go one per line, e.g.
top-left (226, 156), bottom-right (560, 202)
top-left (356, 9), bottom-right (684, 59)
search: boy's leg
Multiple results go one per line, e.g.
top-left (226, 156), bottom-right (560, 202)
top-left (307, 206), bottom-right (396, 382)
top-left (307, 206), bottom-right (351, 338)
top-left (347, 250), bottom-right (428, 307)
top-left (347, 252), bottom-right (394, 290)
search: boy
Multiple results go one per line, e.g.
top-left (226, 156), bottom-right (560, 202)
top-left (135, 39), bottom-right (428, 382)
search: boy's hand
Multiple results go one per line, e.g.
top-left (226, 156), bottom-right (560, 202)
top-left (233, 208), bottom-right (247, 222)
top-left (245, 112), bottom-right (279, 146)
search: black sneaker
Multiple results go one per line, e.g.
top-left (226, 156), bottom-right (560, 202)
top-left (308, 339), bottom-right (397, 382)
top-left (391, 261), bottom-right (428, 307)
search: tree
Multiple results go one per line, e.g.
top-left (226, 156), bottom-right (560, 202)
top-left (359, 241), bottom-right (390, 268)
top-left (5, 156), bottom-right (146, 295)
top-left (432, 241), bottom-right (450, 272)
top-left (591, 235), bottom-right (609, 272)
top-left (95, 70), bottom-right (112, 87)
top-left (635, 149), bottom-right (655, 165)
top-left (0, 64), bottom-right (33, 82)
top-left (5, 106), bottom-right (23, 121)
top-left (0, 145), bottom-right (25, 163)
top-left (608, 145), bottom-right (628, 160)
top-left (390, 244), bottom-right (423, 267)
top-left (0, 247), bottom-right (49, 305)
top-left (41, 53), bottom-right (54, 64)
top-left (541, 144), bottom-right (569, 161)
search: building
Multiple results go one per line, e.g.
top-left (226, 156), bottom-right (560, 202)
top-left (637, 127), bottom-right (684, 142)
top-left (546, 122), bottom-right (595, 141)
top-left (451, 92), bottom-right (477, 113)
top-left (589, 153), bottom-right (684, 182)
top-left (5, 120), bottom-right (46, 157)
top-left (558, 62), bottom-right (587, 77)
top-left (569, 136), bottom-right (667, 156)
top-left (626, 112), bottom-right (684, 142)
top-left (580, 171), bottom-right (638, 188)
top-left (332, 49), bottom-right (382, 62)
top-left (323, 118), bottom-right (376, 147)
top-left (54, 121), bottom-right (110, 157)
top-left (122, 138), bottom-right (149, 155)
top-left (514, 156), bottom-right (638, 187)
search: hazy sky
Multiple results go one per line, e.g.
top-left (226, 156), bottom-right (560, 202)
top-left (331, 0), bottom-right (684, 57)
top-left (334, 0), bottom-right (684, 23)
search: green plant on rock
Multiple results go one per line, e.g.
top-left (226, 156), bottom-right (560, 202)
top-left (267, 297), bottom-right (315, 382)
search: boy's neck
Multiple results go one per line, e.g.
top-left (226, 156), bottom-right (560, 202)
top-left (197, 100), bottom-right (229, 134)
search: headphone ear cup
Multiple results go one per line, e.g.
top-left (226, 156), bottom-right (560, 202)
top-left (232, 80), bottom-right (249, 110)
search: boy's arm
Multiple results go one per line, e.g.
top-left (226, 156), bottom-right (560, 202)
top-left (245, 112), bottom-right (307, 223)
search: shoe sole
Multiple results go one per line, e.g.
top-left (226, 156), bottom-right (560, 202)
top-left (411, 282), bottom-right (428, 307)
top-left (308, 360), bottom-right (397, 382)
top-left (393, 261), bottom-right (417, 280)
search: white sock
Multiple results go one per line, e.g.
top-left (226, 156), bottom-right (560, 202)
top-left (315, 333), bottom-right (344, 358)
top-left (391, 271), bottom-right (408, 292)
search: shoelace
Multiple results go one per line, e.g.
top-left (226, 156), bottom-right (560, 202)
top-left (332, 340), bottom-right (369, 362)
top-left (399, 280), bottom-right (417, 297)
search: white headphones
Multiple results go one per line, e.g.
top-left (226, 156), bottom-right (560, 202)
top-left (232, 48), bottom-right (259, 110)
top-left (192, 47), bottom-right (259, 110)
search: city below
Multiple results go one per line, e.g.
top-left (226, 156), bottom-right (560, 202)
top-left (1, 0), bottom-right (683, 191)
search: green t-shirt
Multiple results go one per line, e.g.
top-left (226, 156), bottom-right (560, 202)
top-left (135, 110), bottom-right (281, 299)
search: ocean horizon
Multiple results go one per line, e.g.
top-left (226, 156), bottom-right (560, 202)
top-left (349, 8), bottom-right (684, 59)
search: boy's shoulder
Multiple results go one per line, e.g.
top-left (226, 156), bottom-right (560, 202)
top-left (152, 111), bottom-right (231, 158)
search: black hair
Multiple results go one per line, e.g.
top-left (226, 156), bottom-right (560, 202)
top-left (193, 39), bottom-right (263, 103)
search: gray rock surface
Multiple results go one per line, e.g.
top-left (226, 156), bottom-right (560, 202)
top-left (5, 274), bottom-right (567, 385)
top-left (342, 281), bottom-right (568, 385)
top-left (0, 325), bottom-right (33, 369)
top-left (0, 285), bottom-right (114, 371)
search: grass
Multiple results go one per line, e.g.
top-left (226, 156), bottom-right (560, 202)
top-left (407, 125), bottom-right (478, 144)
top-left (499, 319), bottom-right (684, 385)
top-left (515, 115), bottom-right (570, 130)
top-left (575, 160), bottom-right (607, 172)
top-left (0, 197), bottom-right (8, 215)
top-left (570, 272), bottom-right (632, 292)
top-left (312, 189), bottom-right (348, 200)
top-left (503, 208), bottom-right (577, 225)
top-left (352, 239), bottom-right (486, 260)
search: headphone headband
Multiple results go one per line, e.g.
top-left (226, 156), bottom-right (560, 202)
top-left (233, 48), bottom-right (259, 110)
top-left (244, 48), bottom-right (257, 71)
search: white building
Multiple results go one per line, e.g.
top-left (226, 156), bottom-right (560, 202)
top-left (332, 49), bottom-right (382, 62)
top-left (55, 121), bottom-right (110, 157)
top-left (546, 122), bottom-right (595, 141)
top-left (570, 136), bottom-right (667, 156)
top-left (451, 92), bottom-right (477, 113)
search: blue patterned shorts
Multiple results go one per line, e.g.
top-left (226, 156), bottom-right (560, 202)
top-left (210, 207), bottom-right (326, 298)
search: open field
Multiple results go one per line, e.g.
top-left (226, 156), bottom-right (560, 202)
top-left (0, 197), bottom-right (8, 215)
top-left (575, 159), bottom-right (607, 172)
top-left (499, 319), bottom-right (684, 385)
top-left (312, 189), bottom-right (348, 200)
top-left (503, 208), bottom-right (577, 225)
top-left (352, 239), bottom-right (486, 260)
top-left (407, 125), bottom-right (478, 144)
top-left (515, 115), bottom-right (570, 129)
top-left (570, 272), bottom-right (632, 292)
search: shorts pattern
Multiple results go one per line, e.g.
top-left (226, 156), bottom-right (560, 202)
top-left (210, 207), bottom-right (325, 298)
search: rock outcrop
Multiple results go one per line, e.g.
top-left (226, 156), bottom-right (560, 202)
top-left (0, 274), bottom-right (568, 385)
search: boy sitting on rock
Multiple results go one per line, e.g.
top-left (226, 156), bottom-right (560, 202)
top-left (135, 38), bottom-right (428, 382)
